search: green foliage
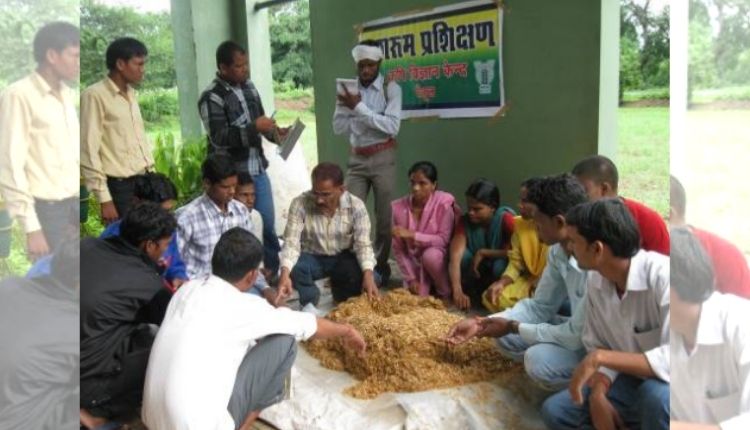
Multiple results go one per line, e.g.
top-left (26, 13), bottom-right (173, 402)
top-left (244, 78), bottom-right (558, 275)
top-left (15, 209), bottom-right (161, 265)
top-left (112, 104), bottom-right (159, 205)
top-left (688, 0), bottom-right (750, 92)
top-left (80, 0), bottom-right (175, 90)
top-left (622, 87), bottom-right (670, 102)
top-left (153, 133), bottom-right (207, 205)
top-left (81, 194), bottom-right (105, 238)
top-left (0, 0), bottom-right (78, 91)
top-left (138, 87), bottom-right (180, 124)
top-left (689, 19), bottom-right (719, 90)
top-left (274, 81), bottom-right (314, 99)
top-left (692, 85), bottom-right (750, 102)
top-left (639, 7), bottom-right (669, 88)
top-left (620, 32), bottom-right (643, 92)
top-left (269, 0), bottom-right (312, 88)
top-left (619, 1), bottom-right (669, 99)
top-left (0, 224), bottom-right (31, 277)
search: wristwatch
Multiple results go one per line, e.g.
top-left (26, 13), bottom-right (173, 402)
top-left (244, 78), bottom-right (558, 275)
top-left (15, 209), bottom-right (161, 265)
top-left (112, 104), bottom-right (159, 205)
top-left (510, 320), bottom-right (520, 334)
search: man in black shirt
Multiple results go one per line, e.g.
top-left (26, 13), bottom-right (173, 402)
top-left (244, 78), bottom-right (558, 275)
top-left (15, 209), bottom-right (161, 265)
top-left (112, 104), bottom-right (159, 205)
top-left (0, 238), bottom-right (79, 429)
top-left (79, 202), bottom-right (176, 429)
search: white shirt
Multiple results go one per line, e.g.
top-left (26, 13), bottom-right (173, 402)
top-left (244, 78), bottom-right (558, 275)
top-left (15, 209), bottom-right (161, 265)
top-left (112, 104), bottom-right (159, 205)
top-left (142, 275), bottom-right (317, 430)
top-left (332, 74), bottom-right (402, 148)
top-left (671, 293), bottom-right (750, 430)
top-left (249, 208), bottom-right (264, 245)
top-left (581, 250), bottom-right (670, 383)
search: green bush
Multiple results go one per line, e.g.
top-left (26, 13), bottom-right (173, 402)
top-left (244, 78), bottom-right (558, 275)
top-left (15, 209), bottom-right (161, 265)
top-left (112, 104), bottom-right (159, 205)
top-left (81, 195), bottom-right (105, 238)
top-left (139, 87), bottom-right (179, 124)
top-left (692, 86), bottom-right (750, 103)
top-left (153, 132), bottom-right (207, 205)
top-left (273, 81), bottom-right (314, 100)
top-left (622, 87), bottom-right (670, 102)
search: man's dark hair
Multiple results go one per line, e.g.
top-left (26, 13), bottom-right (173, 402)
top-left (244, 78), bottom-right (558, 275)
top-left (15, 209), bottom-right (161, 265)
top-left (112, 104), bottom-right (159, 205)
top-left (51, 236), bottom-right (80, 289)
top-left (212, 227), bottom-right (264, 283)
top-left (33, 21), bottom-right (79, 64)
top-left (202, 154), bottom-right (237, 184)
top-left (670, 227), bottom-right (714, 303)
top-left (571, 155), bottom-right (619, 192)
top-left (465, 178), bottom-right (500, 209)
top-left (670, 175), bottom-right (687, 219)
top-left (408, 161), bottom-right (438, 183)
top-left (134, 172), bottom-right (178, 203)
top-left (119, 202), bottom-right (177, 247)
top-left (565, 198), bottom-right (641, 259)
top-left (216, 40), bottom-right (246, 69)
top-left (237, 172), bottom-right (255, 187)
top-left (529, 173), bottom-right (588, 218)
top-left (521, 177), bottom-right (543, 193)
top-left (106, 37), bottom-right (148, 71)
top-left (311, 162), bottom-right (344, 186)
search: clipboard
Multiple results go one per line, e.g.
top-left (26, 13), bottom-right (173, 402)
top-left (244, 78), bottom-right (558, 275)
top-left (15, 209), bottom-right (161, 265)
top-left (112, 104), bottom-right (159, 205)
top-left (274, 118), bottom-right (305, 161)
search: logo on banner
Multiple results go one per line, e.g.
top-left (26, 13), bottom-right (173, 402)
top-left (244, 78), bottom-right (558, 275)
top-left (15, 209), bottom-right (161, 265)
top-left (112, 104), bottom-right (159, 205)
top-left (474, 60), bottom-right (495, 95)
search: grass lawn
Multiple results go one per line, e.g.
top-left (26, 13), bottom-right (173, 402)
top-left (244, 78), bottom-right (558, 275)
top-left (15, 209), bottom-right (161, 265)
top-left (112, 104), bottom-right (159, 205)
top-left (617, 107), bottom-right (669, 217)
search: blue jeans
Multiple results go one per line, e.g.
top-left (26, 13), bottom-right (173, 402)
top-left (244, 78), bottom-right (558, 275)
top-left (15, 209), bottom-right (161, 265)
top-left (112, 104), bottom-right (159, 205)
top-left (541, 374), bottom-right (669, 430)
top-left (290, 252), bottom-right (363, 306)
top-left (252, 172), bottom-right (281, 273)
top-left (496, 334), bottom-right (585, 391)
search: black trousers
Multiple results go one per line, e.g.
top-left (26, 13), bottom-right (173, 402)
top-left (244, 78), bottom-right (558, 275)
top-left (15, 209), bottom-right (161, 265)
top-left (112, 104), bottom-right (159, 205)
top-left (106, 176), bottom-right (138, 219)
top-left (34, 197), bottom-right (78, 251)
top-left (80, 324), bottom-right (157, 420)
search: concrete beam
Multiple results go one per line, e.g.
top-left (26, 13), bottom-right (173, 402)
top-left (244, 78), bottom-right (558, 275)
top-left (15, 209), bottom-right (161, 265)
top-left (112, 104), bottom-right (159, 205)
top-left (598, 0), bottom-right (620, 160)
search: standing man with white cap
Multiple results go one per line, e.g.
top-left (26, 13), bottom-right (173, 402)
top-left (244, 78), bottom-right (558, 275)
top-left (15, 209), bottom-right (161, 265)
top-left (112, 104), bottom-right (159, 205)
top-left (333, 40), bottom-right (402, 285)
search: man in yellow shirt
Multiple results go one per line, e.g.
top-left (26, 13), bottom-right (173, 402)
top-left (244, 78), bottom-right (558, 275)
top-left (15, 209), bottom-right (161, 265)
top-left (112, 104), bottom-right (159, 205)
top-left (0, 22), bottom-right (80, 260)
top-left (81, 37), bottom-right (154, 224)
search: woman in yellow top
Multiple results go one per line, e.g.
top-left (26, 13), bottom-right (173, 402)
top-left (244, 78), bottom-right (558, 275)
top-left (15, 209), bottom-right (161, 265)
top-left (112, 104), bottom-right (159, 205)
top-left (482, 178), bottom-right (548, 312)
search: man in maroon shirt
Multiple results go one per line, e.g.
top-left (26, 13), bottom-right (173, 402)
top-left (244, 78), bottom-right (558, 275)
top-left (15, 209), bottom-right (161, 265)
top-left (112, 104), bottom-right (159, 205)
top-left (670, 175), bottom-right (750, 299)
top-left (572, 155), bottom-right (670, 255)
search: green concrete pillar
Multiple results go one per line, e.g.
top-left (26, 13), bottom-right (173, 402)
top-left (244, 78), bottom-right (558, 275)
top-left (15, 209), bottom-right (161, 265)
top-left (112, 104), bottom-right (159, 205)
top-left (170, 0), bottom-right (275, 140)
top-left (246, 1), bottom-right (276, 114)
top-left (598, 0), bottom-right (620, 160)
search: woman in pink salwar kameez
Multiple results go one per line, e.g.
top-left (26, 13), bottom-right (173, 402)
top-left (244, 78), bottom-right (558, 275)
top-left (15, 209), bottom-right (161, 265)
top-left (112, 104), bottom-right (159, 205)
top-left (391, 161), bottom-right (458, 299)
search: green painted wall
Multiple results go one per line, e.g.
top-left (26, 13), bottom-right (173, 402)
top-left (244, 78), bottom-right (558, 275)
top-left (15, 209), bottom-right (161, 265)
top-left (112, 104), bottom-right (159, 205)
top-left (171, 0), bottom-right (275, 139)
top-left (310, 0), bottom-right (602, 207)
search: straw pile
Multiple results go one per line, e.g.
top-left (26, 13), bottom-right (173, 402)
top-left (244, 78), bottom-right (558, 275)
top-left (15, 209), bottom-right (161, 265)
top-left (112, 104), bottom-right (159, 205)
top-left (305, 289), bottom-right (517, 399)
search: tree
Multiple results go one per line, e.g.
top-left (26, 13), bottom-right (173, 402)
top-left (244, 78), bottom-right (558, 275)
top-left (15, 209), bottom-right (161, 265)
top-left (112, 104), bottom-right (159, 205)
top-left (620, 15), bottom-right (643, 98)
top-left (80, 0), bottom-right (175, 90)
top-left (620, 0), bottom-right (670, 89)
top-left (0, 0), bottom-right (78, 91)
top-left (269, 0), bottom-right (312, 88)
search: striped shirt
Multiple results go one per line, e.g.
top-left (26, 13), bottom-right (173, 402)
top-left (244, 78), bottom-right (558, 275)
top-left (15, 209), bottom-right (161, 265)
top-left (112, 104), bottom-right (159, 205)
top-left (332, 74), bottom-right (402, 148)
top-left (176, 194), bottom-right (264, 287)
top-left (280, 190), bottom-right (376, 271)
top-left (198, 76), bottom-right (270, 175)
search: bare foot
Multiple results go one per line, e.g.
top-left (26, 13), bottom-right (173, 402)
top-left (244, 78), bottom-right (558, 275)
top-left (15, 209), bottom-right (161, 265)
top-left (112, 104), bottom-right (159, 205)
top-left (80, 408), bottom-right (108, 429)
top-left (239, 410), bottom-right (261, 430)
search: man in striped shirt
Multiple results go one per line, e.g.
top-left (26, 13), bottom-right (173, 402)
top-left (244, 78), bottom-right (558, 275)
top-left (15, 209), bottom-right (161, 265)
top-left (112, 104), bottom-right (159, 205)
top-left (277, 162), bottom-right (379, 313)
top-left (198, 40), bottom-right (285, 280)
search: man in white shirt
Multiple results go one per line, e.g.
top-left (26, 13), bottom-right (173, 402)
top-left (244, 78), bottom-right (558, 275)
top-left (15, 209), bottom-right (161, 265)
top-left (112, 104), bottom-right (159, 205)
top-left (142, 227), bottom-right (366, 430)
top-left (333, 40), bottom-right (402, 285)
top-left (670, 227), bottom-right (750, 430)
top-left (542, 198), bottom-right (670, 430)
